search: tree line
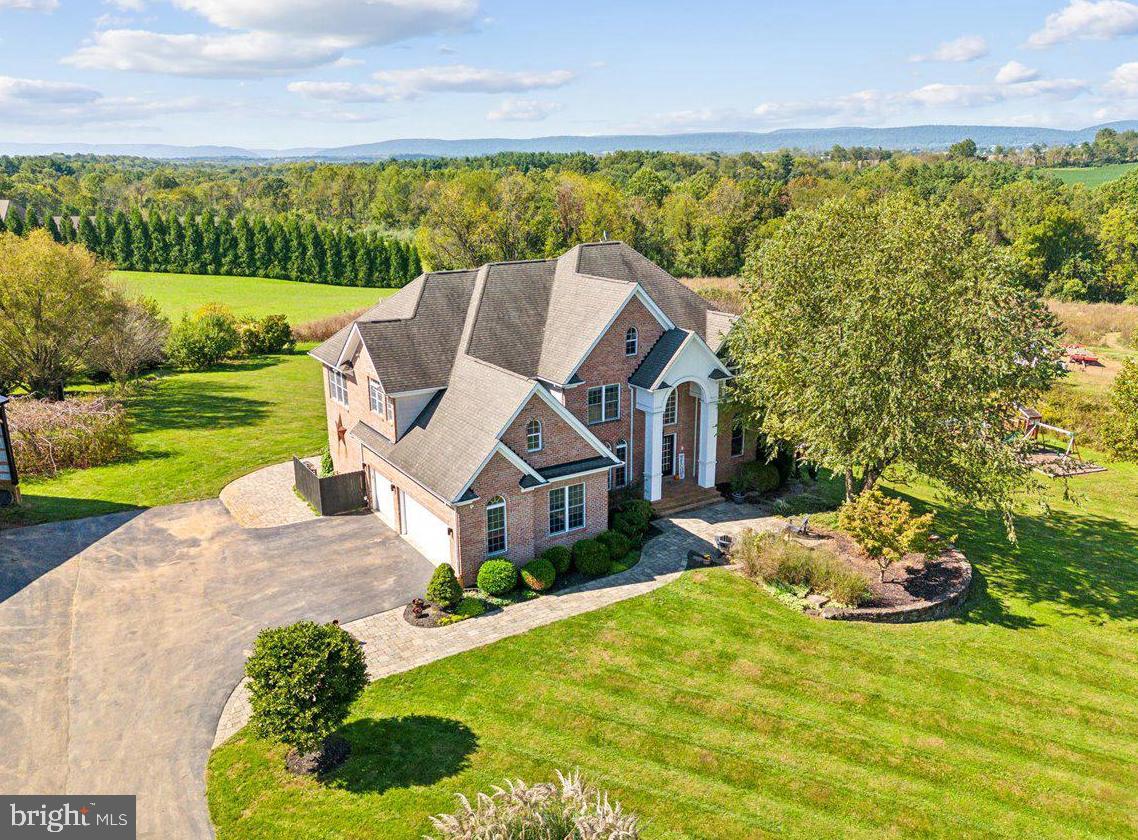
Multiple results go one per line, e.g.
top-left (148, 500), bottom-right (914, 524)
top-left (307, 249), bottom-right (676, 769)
top-left (0, 204), bottom-right (420, 288)
top-left (8, 146), bottom-right (1138, 300)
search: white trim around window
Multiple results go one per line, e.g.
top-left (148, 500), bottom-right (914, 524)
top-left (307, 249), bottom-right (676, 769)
top-left (610, 439), bottom-right (628, 489)
top-left (586, 383), bottom-right (620, 425)
top-left (328, 367), bottom-right (348, 406)
top-left (526, 418), bottom-right (542, 452)
top-left (548, 482), bottom-right (586, 535)
top-left (625, 326), bottom-right (638, 356)
top-left (486, 495), bottom-right (507, 556)
top-left (663, 388), bottom-right (677, 425)
top-left (368, 379), bottom-right (387, 418)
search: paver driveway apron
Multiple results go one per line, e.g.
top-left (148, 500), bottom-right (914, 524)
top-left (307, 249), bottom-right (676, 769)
top-left (0, 500), bottom-right (434, 840)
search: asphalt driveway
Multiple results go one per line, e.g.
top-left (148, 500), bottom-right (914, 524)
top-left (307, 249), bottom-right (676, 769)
top-left (0, 500), bottom-right (434, 839)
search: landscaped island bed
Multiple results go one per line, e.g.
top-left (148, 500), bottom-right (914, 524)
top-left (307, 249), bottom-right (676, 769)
top-left (208, 467), bottom-right (1138, 839)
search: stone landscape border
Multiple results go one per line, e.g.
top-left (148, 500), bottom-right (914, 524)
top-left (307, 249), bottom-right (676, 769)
top-left (817, 547), bottom-right (972, 623)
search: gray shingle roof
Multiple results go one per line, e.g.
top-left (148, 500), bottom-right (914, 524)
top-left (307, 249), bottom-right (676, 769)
top-left (629, 328), bottom-right (689, 389)
top-left (466, 259), bottom-right (557, 378)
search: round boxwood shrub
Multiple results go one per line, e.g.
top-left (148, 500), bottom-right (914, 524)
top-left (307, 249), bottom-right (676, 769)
top-left (572, 538), bottom-right (611, 577)
top-left (541, 545), bottom-right (572, 575)
top-left (245, 620), bottom-right (367, 757)
top-left (622, 499), bottom-right (654, 526)
top-left (425, 563), bottom-right (462, 608)
top-left (613, 510), bottom-right (645, 544)
top-left (520, 557), bottom-right (556, 592)
top-left (596, 529), bottom-right (632, 562)
top-left (477, 559), bottom-right (518, 596)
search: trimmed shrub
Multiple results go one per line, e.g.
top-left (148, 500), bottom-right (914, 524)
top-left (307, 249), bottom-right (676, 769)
top-left (521, 557), bottom-right (556, 592)
top-left (238, 314), bottom-right (295, 356)
top-left (429, 769), bottom-right (639, 839)
top-left (733, 462), bottom-right (781, 494)
top-left (8, 396), bottom-right (132, 478)
top-left (613, 510), bottom-right (645, 544)
top-left (572, 538), bottom-right (611, 577)
top-left (244, 620), bottom-right (367, 754)
top-left (621, 499), bottom-right (654, 527)
top-left (426, 563), bottom-right (462, 608)
top-left (540, 545), bottom-right (572, 575)
top-left (477, 559), bottom-right (517, 596)
top-left (166, 304), bottom-right (239, 370)
top-left (596, 529), bottom-right (632, 562)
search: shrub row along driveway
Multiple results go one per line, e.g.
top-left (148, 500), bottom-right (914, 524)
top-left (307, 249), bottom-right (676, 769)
top-left (0, 501), bottom-right (434, 840)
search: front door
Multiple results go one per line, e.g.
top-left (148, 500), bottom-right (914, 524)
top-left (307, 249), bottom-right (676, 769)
top-left (661, 433), bottom-right (676, 477)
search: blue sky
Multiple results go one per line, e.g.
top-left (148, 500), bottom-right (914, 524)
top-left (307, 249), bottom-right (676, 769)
top-left (2, 0), bottom-right (1138, 148)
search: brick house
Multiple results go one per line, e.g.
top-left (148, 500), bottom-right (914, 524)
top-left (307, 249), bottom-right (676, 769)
top-left (311, 242), bottom-right (755, 584)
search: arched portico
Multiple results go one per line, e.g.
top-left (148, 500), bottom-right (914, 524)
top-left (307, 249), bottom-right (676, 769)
top-left (634, 375), bottom-right (721, 502)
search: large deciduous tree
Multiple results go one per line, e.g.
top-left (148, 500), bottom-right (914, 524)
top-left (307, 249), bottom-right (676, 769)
top-left (728, 193), bottom-right (1063, 533)
top-left (0, 231), bottom-right (123, 399)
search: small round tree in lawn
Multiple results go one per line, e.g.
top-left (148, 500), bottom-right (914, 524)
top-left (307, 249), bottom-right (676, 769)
top-left (245, 620), bottom-right (367, 774)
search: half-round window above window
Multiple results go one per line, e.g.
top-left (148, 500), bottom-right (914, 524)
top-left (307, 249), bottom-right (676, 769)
top-left (526, 419), bottom-right (542, 452)
top-left (625, 327), bottom-right (638, 356)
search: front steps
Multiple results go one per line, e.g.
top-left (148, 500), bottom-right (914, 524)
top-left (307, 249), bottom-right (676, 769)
top-left (653, 481), bottom-right (723, 517)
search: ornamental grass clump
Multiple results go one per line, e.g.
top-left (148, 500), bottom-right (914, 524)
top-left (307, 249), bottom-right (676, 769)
top-left (428, 769), bottom-right (639, 840)
top-left (733, 529), bottom-right (869, 608)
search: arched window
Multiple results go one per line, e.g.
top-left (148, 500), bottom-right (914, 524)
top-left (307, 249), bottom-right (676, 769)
top-left (610, 439), bottom-right (628, 489)
top-left (526, 418), bottom-right (542, 452)
top-left (486, 496), bottom-right (507, 555)
top-left (625, 326), bottom-right (638, 356)
top-left (663, 389), bottom-right (677, 425)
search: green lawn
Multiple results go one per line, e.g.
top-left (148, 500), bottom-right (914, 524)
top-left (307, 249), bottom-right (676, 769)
top-left (112, 271), bottom-right (392, 323)
top-left (1, 348), bottom-right (328, 526)
top-left (207, 462), bottom-right (1138, 839)
top-left (1041, 162), bottom-right (1138, 188)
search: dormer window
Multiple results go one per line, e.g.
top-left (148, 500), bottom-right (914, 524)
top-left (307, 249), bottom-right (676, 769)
top-left (526, 419), bottom-right (542, 452)
top-left (625, 327), bottom-right (638, 356)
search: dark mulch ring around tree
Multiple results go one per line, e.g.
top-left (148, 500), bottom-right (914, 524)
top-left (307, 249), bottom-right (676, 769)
top-left (285, 735), bottom-right (351, 777)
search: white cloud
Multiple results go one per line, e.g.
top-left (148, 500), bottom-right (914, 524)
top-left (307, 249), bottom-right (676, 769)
top-left (105, 0), bottom-right (145, 10)
top-left (290, 64), bottom-right (574, 103)
top-left (751, 76), bottom-right (1088, 126)
top-left (486, 98), bottom-right (560, 121)
top-left (1105, 61), bottom-right (1138, 95)
top-left (910, 35), bottom-right (989, 62)
top-left (172, 0), bottom-right (477, 47)
top-left (1028, 0), bottom-right (1138, 48)
top-left (0, 75), bottom-right (216, 124)
top-left (65, 29), bottom-right (343, 77)
top-left (995, 61), bottom-right (1041, 84)
top-left (64, 0), bottom-right (480, 79)
top-left (0, 0), bottom-right (58, 9)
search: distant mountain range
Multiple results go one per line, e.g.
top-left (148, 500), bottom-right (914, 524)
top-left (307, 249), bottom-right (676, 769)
top-left (4, 122), bottom-right (1136, 161)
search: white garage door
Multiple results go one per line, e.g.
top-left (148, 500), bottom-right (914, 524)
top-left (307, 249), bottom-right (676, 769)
top-left (368, 467), bottom-right (395, 527)
top-left (400, 491), bottom-right (451, 566)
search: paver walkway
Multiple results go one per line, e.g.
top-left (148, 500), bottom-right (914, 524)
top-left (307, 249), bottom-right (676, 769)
top-left (219, 458), bottom-right (318, 529)
top-left (214, 501), bottom-right (783, 745)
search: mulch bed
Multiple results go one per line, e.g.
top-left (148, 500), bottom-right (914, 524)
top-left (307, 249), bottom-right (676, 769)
top-left (285, 735), bottom-right (350, 776)
top-left (402, 598), bottom-right (500, 629)
top-left (785, 528), bottom-right (968, 612)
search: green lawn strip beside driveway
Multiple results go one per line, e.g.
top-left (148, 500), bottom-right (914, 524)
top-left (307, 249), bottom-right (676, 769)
top-left (2, 348), bottom-right (328, 526)
top-left (207, 461), bottom-right (1138, 840)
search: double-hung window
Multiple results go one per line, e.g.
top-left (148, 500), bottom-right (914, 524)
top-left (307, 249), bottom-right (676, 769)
top-left (663, 389), bottom-right (677, 425)
top-left (548, 482), bottom-right (586, 534)
top-left (526, 419), bottom-right (542, 452)
top-left (328, 367), bottom-right (348, 406)
top-left (486, 496), bottom-right (507, 555)
top-left (587, 384), bottom-right (620, 424)
top-left (731, 421), bottom-right (745, 457)
top-left (610, 439), bottom-right (628, 489)
top-left (368, 379), bottom-right (386, 418)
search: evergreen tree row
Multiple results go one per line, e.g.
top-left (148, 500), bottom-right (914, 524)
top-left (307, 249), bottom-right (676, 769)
top-left (0, 206), bottom-right (420, 288)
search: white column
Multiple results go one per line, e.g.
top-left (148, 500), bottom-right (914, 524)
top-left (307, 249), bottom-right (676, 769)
top-left (697, 389), bottom-right (719, 489)
top-left (642, 406), bottom-right (665, 502)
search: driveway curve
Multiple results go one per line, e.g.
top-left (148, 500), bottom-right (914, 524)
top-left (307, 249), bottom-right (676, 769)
top-left (0, 500), bottom-right (433, 840)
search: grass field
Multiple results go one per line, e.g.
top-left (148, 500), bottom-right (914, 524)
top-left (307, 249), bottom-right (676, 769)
top-left (0, 273), bottom-right (391, 527)
top-left (207, 462), bottom-right (1138, 840)
top-left (112, 271), bottom-right (393, 323)
top-left (0, 348), bottom-right (329, 526)
top-left (1041, 162), bottom-right (1138, 188)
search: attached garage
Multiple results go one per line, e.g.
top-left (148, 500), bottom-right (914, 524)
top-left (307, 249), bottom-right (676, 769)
top-left (399, 490), bottom-right (452, 566)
